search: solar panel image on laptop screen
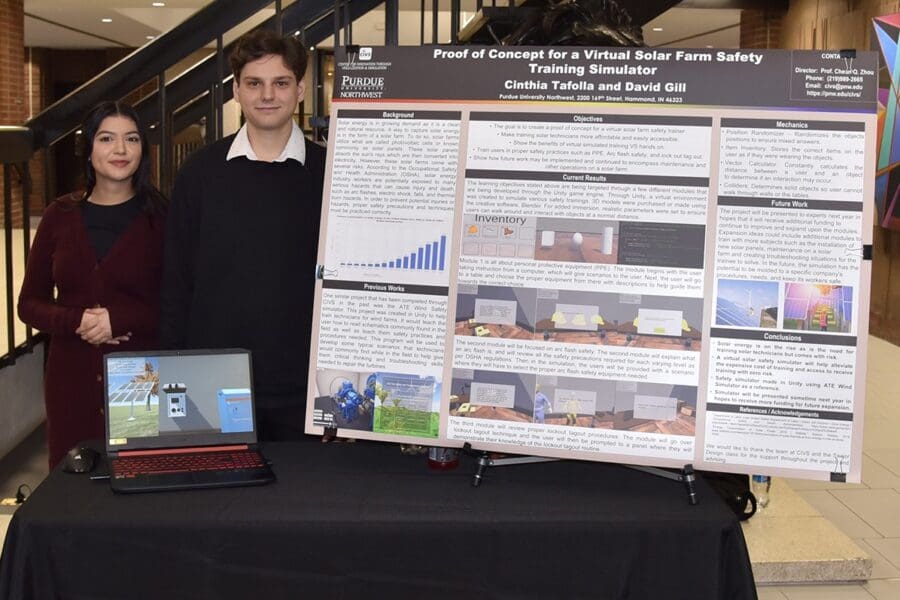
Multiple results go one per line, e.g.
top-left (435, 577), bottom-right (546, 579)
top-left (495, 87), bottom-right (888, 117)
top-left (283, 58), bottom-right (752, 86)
top-left (105, 350), bottom-right (256, 451)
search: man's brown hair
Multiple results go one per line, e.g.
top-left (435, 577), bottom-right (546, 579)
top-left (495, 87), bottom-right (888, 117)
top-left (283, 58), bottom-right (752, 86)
top-left (229, 29), bottom-right (308, 82)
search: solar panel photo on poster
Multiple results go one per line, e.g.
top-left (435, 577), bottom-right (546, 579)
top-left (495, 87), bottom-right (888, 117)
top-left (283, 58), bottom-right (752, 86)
top-left (715, 296), bottom-right (759, 327)
top-left (785, 283), bottom-right (812, 300)
top-left (783, 297), bottom-right (810, 320)
top-left (842, 288), bottom-right (853, 321)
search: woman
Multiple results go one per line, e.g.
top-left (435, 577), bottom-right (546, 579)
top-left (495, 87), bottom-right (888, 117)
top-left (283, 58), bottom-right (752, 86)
top-left (18, 101), bottom-right (167, 468)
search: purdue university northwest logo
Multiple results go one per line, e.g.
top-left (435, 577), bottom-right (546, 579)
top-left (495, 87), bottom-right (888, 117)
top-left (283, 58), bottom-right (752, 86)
top-left (340, 73), bottom-right (385, 99)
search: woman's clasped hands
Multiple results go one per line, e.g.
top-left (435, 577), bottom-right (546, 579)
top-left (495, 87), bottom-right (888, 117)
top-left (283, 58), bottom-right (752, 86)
top-left (76, 307), bottom-right (130, 345)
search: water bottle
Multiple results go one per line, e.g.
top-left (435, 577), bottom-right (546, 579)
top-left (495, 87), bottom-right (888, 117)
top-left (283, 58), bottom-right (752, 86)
top-left (751, 474), bottom-right (771, 508)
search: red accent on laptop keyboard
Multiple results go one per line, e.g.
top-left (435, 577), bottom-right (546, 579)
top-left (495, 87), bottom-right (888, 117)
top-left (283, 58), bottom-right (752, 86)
top-left (117, 444), bottom-right (249, 457)
top-left (111, 450), bottom-right (265, 478)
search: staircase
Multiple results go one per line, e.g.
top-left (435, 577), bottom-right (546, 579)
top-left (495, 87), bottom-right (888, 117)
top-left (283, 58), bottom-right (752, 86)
top-left (0, 0), bottom-right (686, 368)
top-left (0, 0), bottom-right (383, 367)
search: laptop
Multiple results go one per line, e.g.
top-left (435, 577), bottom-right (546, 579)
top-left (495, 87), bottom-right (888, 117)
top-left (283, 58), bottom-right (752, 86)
top-left (103, 348), bottom-right (275, 493)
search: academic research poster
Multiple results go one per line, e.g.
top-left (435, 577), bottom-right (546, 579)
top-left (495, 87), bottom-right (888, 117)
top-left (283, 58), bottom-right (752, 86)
top-left (305, 46), bottom-right (876, 482)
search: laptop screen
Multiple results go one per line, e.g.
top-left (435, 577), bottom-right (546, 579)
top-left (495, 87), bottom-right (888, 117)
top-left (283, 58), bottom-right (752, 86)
top-left (104, 349), bottom-right (257, 452)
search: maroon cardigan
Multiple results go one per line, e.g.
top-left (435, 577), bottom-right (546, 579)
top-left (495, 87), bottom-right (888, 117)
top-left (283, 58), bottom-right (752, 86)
top-left (17, 194), bottom-right (165, 467)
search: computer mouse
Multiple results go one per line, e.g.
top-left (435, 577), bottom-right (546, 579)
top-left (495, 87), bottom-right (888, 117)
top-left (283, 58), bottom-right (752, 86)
top-left (63, 446), bottom-right (98, 474)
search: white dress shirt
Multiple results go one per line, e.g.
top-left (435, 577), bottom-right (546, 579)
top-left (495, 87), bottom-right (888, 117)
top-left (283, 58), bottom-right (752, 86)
top-left (226, 121), bottom-right (307, 164)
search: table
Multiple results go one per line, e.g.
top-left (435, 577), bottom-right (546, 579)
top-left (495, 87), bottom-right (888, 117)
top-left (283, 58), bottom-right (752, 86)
top-left (0, 441), bottom-right (757, 599)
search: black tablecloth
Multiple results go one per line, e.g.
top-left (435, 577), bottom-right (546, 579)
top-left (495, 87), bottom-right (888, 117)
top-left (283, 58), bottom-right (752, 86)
top-left (0, 441), bottom-right (756, 599)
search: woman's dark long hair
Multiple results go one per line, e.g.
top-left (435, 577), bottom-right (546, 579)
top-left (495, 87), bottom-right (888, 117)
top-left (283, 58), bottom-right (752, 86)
top-left (80, 101), bottom-right (167, 214)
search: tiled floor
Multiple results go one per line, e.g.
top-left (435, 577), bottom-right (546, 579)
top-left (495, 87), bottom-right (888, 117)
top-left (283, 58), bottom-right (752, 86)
top-left (762, 335), bottom-right (900, 599)
top-left (0, 425), bottom-right (48, 513)
top-left (2, 336), bottom-right (900, 599)
top-left (0, 424), bottom-right (48, 554)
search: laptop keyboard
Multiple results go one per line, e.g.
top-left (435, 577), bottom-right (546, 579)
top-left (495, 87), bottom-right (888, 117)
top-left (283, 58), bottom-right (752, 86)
top-left (112, 450), bottom-right (266, 479)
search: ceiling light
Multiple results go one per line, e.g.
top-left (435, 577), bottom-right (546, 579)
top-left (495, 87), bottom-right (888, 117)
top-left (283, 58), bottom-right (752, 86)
top-left (652, 27), bottom-right (663, 32)
top-left (147, 35), bottom-right (156, 40)
top-left (101, 18), bottom-right (112, 23)
top-left (152, 2), bottom-right (166, 6)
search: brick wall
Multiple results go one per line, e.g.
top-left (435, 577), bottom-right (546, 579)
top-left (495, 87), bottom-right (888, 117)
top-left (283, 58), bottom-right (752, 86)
top-left (777, 0), bottom-right (900, 344)
top-left (0, 0), bottom-right (24, 124)
top-left (26, 48), bottom-right (48, 218)
top-left (0, 0), bottom-right (25, 228)
top-left (740, 9), bottom-right (785, 49)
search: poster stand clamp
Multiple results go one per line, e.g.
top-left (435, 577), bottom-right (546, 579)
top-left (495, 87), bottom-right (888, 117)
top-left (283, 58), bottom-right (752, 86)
top-left (461, 443), bottom-right (698, 505)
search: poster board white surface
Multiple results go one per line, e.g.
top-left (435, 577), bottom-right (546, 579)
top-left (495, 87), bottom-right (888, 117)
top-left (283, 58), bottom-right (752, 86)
top-left (307, 46), bottom-right (877, 482)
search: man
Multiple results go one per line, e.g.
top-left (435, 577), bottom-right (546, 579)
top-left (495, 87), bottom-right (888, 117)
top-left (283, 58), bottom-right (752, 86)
top-left (533, 385), bottom-right (551, 424)
top-left (160, 29), bottom-right (326, 440)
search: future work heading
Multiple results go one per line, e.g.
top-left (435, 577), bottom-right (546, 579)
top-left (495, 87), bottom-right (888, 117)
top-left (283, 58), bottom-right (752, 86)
top-left (432, 48), bottom-right (765, 66)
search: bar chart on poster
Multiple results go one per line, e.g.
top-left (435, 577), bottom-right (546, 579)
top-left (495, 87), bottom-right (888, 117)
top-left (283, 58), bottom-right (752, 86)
top-left (341, 235), bottom-right (447, 272)
top-left (307, 46), bottom-right (877, 482)
top-left (325, 216), bottom-right (452, 286)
